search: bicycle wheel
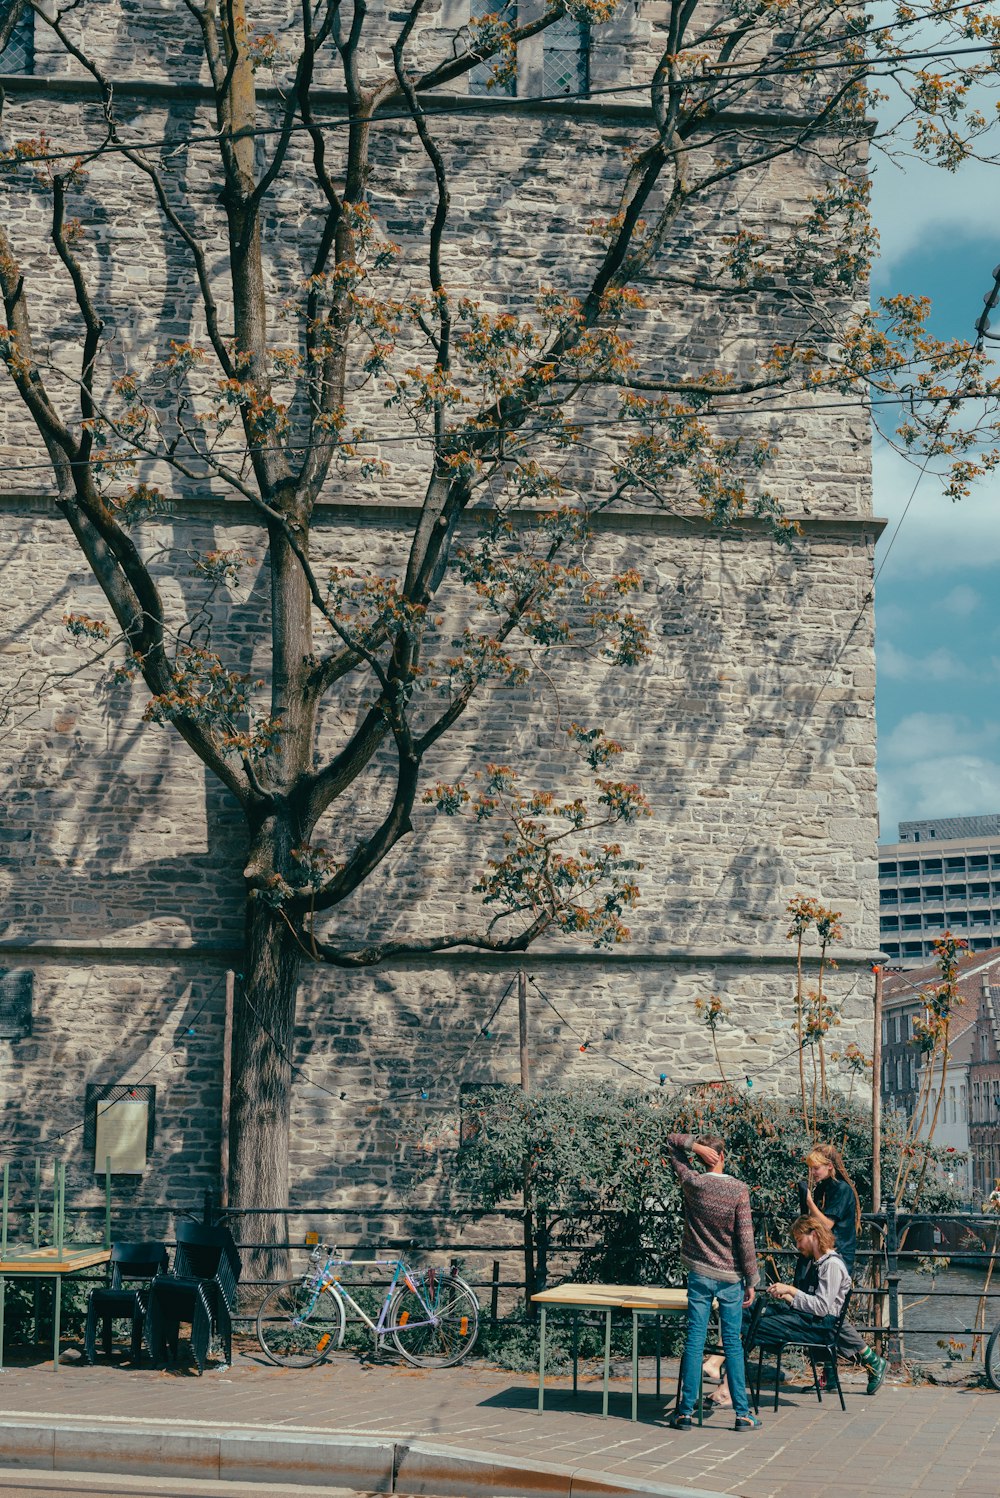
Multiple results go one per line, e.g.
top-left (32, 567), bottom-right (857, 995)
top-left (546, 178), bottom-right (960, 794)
top-left (256, 1279), bottom-right (345, 1368)
top-left (985, 1322), bottom-right (1000, 1391)
top-left (388, 1273), bottom-right (479, 1368)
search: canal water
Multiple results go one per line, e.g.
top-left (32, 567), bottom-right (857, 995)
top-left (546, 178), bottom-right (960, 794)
top-left (891, 1263), bottom-right (1000, 1363)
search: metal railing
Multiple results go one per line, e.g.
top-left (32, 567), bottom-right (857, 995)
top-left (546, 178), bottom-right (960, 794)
top-left (5, 1188), bottom-right (1000, 1368)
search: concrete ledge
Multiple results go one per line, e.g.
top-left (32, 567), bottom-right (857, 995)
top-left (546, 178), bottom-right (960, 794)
top-left (53, 1425), bottom-right (218, 1478)
top-left (396, 1441), bottom-right (727, 1498)
top-left (0, 1423), bottom-right (55, 1469)
top-left (0, 1418), bottom-right (728, 1498)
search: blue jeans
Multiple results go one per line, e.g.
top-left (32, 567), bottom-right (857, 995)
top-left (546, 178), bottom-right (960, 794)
top-left (678, 1271), bottom-right (751, 1418)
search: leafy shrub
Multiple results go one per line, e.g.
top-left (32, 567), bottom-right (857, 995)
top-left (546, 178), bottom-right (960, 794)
top-left (457, 1081), bottom-right (962, 1293)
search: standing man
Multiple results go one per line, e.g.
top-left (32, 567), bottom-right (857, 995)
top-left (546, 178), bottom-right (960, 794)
top-left (667, 1131), bottom-right (762, 1432)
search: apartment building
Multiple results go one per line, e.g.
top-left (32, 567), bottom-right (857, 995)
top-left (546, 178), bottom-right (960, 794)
top-left (878, 816), bottom-right (1000, 965)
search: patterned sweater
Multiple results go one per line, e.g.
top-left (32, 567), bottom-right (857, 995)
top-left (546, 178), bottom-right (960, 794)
top-left (666, 1133), bottom-right (759, 1286)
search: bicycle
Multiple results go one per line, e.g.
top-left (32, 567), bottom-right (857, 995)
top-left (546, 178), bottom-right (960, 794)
top-left (986, 1322), bottom-right (1000, 1390)
top-left (256, 1244), bottom-right (480, 1370)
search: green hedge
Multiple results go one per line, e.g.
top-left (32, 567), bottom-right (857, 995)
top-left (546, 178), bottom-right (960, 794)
top-left (457, 1083), bottom-right (962, 1291)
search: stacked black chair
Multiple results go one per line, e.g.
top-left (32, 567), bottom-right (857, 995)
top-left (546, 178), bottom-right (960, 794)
top-left (145, 1222), bottom-right (242, 1374)
top-left (84, 1241), bottom-right (169, 1365)
top-left (747, 1289), bottom-right (854, 1413)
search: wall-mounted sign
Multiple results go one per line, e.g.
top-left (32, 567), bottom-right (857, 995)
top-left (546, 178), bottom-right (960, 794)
top-left (84, 1084), bottom-right (156, 1175)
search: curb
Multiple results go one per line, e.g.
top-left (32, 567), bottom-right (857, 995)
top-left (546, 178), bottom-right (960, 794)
top-left (0, 1416), bottom-right (731, 1498)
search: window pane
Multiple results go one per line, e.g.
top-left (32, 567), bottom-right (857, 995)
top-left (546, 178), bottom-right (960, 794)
top-left (468, 11), bottom-right (516, 97)
top-left (0, 1), bottom-right (33, 73)
top-left (542, 15), bottom-right (588, 98)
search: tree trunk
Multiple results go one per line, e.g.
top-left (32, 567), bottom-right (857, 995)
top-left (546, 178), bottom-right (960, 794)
top-left (228, 890), bottom-right (302, 1281)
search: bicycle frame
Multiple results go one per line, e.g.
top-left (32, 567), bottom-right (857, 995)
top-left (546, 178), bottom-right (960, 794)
top-left (306, 1250), bottom-right (442, 1340)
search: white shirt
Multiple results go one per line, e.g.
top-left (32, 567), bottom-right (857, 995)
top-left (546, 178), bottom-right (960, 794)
top-left (790, 1251), bottom-right (851, 1320)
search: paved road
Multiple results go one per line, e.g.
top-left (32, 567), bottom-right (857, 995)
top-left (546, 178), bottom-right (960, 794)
top-left (1, 1349), bottom-right (999, 1496)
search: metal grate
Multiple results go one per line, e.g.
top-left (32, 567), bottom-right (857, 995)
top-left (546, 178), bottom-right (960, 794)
top-left (0, 1), bottom-right (34, 74)
top-left (542, 15), bottom-right (588, 99)
top-left (0, 969), bottom-right (32, 1041)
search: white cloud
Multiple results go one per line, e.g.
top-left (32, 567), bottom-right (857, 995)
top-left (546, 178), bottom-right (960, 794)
top-left (871, 56), bottom-right (1000, 276)
top-left (941, 585), bottom-right (981, 617)
top-left (872, 154), bottom-right (999, 279)
top-left (876, 599), bottom-right (912, 631)
top-left (878, 642), bottom-right (974, 682)
top-left (880, 712), bottom-right (1000, 765)
top-left (879, 753), bottom-right (1000, 837)
top-left (873, 441), bottom-right (1000, 579)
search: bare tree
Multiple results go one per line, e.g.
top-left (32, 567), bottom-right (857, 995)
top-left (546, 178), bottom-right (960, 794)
top-left (2, 0), bottom-right (998, 1259)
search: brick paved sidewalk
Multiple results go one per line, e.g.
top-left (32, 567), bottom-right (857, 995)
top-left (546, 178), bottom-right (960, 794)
top-left (0, 1349), bottom-right (997, 1498)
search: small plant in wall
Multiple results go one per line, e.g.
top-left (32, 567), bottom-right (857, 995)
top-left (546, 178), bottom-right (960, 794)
top-left (694, 993), bottom-right (730, 1085)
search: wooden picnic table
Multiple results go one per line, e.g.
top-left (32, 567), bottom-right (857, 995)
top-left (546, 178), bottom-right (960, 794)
top-left (531, 1283), bottom-right (689, 1421)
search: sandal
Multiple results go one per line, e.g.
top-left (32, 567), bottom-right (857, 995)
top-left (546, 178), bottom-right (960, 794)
top-left (705, 1393), bottom-right (733, 1411)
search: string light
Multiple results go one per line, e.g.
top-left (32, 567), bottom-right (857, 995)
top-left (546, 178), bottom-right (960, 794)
top-left (47, 976), bottom-right (226, 1143)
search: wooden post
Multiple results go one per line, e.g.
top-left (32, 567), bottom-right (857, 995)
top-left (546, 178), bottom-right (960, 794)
top-left (872, 965), bottom-right (883, 1214)
top-left (518, 970), bottom-right (530, 1095)
top-left (220, 969), bottom-right (235, 1207)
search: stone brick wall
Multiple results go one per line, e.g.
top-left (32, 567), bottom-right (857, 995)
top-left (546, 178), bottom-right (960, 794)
top-left (0, 3), bottom-right (880, 1232)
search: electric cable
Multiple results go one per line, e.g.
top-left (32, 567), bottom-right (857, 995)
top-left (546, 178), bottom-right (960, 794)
top-left (46, 972), bottom-right (226, 1143)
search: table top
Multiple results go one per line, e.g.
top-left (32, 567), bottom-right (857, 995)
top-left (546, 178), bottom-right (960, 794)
top-left (531, 1283), bottom-right (688, 1311)
top-left (0, 1245), bottom-right (111, 1275)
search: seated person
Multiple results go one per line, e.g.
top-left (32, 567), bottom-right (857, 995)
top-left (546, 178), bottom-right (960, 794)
top-left (707, 1215), bottom-right (885, 1407)
top-left (758, 1214), bottom-right (850, 1341)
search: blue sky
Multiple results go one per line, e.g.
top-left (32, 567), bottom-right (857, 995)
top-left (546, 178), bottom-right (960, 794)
top-left (869, 153), bottom-right (1000, 842)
